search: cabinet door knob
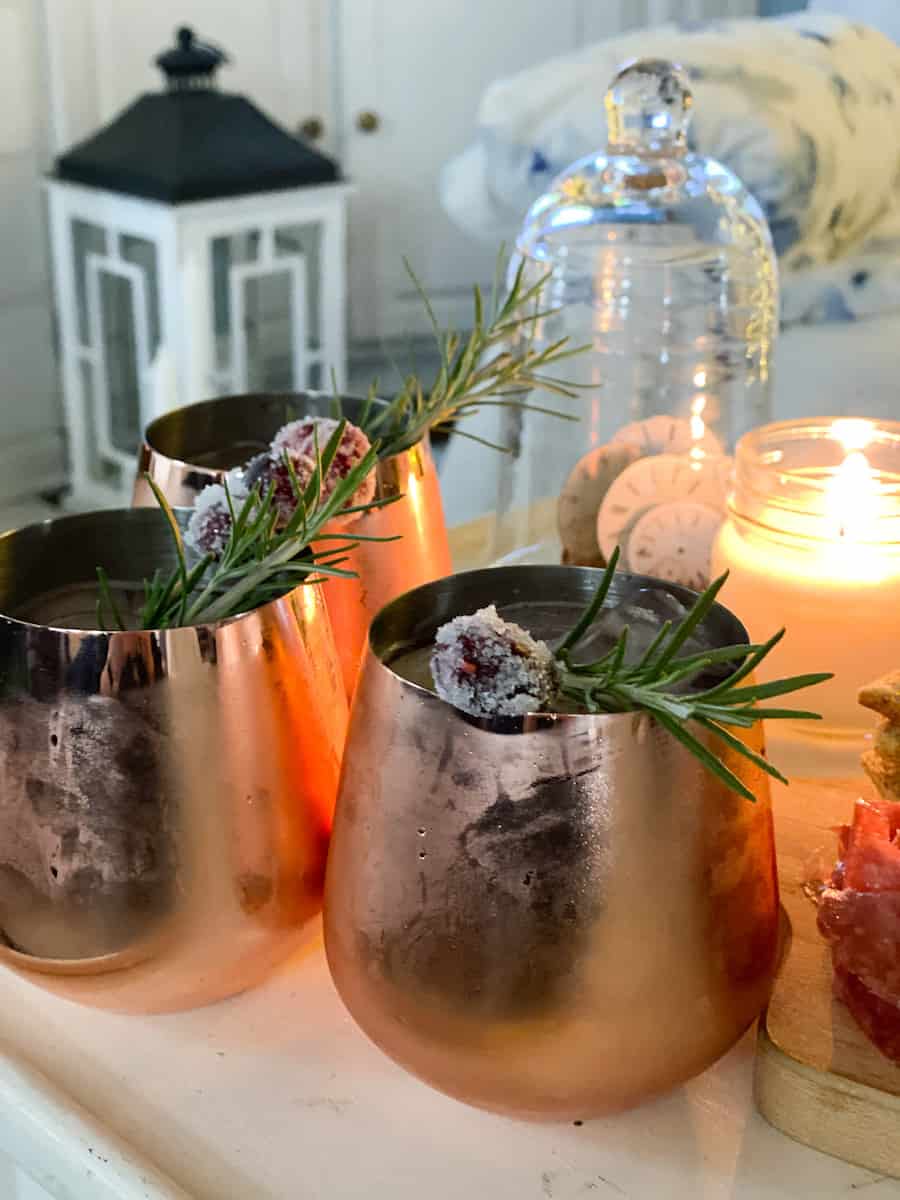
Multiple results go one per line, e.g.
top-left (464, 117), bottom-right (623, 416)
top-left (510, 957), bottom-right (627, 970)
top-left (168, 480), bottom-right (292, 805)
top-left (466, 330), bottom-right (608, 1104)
top-left (356, 110), bottom-right (380, 134)
top-left (299, 116), bottom-right (324, 141)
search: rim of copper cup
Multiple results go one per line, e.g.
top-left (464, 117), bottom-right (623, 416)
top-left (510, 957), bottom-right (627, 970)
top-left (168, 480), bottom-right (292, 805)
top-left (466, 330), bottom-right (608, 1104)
top-left (0, 507), bottom-right (315, 636)
top-left (140, 389), bottom-right (432, 474)
top-left (366, 564), bottom-right (751, 732)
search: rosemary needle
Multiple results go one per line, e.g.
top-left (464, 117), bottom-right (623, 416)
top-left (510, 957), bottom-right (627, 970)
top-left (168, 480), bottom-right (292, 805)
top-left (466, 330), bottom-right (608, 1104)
top-left (555, 558), bottom-right (832, 801)
top-left (96, 422), bottom-right (399, 632)
top-left (333, 250), bottom-right (589, 460)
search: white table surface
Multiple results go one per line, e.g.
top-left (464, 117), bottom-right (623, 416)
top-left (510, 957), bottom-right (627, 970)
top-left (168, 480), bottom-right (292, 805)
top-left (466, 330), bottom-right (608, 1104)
top-left (1, 910), bottom-right (899, 1200)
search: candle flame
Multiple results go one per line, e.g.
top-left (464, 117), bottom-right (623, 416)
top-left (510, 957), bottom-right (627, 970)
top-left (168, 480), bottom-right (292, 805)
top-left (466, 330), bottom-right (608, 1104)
top-left (832, 418), bottom-right (875, 454)
top-left (826, 447), bottom-right (877, 541)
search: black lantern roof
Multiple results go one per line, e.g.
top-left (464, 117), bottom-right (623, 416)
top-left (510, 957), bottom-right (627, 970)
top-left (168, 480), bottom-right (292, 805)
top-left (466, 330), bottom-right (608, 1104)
top-left (53, 27), bottom-right (339, 204)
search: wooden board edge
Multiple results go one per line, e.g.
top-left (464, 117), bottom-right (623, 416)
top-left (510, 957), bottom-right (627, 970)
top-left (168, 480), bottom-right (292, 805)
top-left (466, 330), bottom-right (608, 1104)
top-left (755, 1023), bottom-right (900, 1179)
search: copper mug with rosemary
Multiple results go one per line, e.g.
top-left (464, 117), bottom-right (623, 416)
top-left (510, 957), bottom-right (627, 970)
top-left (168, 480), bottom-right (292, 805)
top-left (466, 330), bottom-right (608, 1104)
top-left (325, 553), bottom-right (831, 1118)
top-left (0, 434), bottom-right (383, 1011)
top-left (133, 257), bottom-right (583, 694)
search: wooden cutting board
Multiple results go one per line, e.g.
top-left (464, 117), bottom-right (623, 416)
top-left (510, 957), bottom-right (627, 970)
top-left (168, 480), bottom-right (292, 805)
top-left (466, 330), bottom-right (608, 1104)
top-left (757, 778), bottom-right (900, 1176)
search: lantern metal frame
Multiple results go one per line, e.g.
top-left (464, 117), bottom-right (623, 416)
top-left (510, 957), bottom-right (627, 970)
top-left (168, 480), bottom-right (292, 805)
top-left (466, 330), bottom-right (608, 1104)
top-left (47, 176), bottom-right (350, 507)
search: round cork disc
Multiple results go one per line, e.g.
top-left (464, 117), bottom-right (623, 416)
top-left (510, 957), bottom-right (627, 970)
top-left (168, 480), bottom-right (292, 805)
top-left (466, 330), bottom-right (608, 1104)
top-left (557, 441), bottom-right (638, 566)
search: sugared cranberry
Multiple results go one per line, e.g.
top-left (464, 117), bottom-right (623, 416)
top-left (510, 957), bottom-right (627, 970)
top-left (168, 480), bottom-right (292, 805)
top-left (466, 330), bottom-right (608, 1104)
top-left (268, 417), bottom-right (374, 524)
top-left (185, 471), bottom-right (249, 558)
top-left (430, 606), bottom-right (557, 717)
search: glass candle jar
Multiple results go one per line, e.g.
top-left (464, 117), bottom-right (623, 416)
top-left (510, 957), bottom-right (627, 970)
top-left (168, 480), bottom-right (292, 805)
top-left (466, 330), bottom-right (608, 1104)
top-left (711, 418), bottom-right (900, 750)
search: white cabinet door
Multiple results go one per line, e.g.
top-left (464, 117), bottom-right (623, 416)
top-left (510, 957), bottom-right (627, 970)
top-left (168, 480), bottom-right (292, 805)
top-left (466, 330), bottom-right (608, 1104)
top-left (337, 0), bottom-right (585, 343)
top-left (42, 0), bottom-right (330, 151)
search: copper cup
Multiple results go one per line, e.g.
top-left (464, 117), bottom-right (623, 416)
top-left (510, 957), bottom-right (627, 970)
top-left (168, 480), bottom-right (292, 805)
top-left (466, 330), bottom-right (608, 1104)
top-left (0, 509), bottom-right (348, 1012)
top-left (133, 392), bottom-right (452, 696)
top-left (324, 566), bottom-right (780, 1119)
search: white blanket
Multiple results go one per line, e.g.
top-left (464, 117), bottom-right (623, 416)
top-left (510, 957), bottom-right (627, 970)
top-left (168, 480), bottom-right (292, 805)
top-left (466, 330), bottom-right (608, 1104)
top-left (441, 13), bottom-right (900, 324)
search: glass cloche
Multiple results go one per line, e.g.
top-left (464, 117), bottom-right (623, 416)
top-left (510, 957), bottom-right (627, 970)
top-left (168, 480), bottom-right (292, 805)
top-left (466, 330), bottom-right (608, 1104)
top-left (492, 57), bottom-right (778, 579)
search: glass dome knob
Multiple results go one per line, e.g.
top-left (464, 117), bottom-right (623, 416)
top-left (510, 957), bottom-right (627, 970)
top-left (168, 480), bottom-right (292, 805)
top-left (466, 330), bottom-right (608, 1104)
top-left (604, 58), bottom-right (693, 157)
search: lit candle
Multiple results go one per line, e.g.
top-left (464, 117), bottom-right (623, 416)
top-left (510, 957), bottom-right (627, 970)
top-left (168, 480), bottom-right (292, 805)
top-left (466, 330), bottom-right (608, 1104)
top-left (711, 418), bottom-right (900, 746)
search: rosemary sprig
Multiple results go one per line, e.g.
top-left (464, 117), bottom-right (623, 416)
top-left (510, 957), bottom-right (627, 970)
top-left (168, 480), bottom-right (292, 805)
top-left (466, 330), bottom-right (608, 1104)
top-left (337, 251), bottom-right (588, 459)
top-left (97, 421), bottom-right (400, 632)
top-left (555, 550), bottom-right (833, 801)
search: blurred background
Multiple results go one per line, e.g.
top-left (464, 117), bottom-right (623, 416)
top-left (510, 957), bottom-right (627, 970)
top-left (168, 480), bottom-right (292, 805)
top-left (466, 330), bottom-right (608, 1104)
top-left (0, 0), bottom-right (892, 530)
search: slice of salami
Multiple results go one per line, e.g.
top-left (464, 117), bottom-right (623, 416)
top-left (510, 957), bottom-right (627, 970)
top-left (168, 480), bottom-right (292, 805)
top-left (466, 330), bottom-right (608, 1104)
top-left (841, 798), bottom-right (900, 893)
top-left (833, 966), bottom-right (900, 1064)
top-left (818, 794), bottom-right (900, 1061)
top-left (818, 887), bottom-right (900, 1004)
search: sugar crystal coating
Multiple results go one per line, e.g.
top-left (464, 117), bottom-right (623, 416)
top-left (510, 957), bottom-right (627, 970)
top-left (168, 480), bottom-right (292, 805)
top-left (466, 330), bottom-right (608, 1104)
top-left (268, 416), bottom-right (375, 523)
top-left (185, 471), bottom-right (249, 558)
top-left (243, 451), bottom-right (272, 492)
top-left (430, 605), bottom-right (557, 717)
top-left (265, 451), bottom-right (318, 524)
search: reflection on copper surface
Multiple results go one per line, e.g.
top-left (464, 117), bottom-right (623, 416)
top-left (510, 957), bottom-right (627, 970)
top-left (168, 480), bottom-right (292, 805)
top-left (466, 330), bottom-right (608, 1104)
top-left (320, 439), bottom-right (452, 695)
top-left (324, 568), bottom-right (780, 1119)
top-left (133, 393), bottom-right (452, 699)
top-left (0, 509), bottom-right (348, 1012)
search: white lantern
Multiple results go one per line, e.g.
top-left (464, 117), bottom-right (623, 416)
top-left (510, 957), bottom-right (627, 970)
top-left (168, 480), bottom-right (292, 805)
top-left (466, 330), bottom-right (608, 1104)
top-left (46, 27), bottom-right (351, 507)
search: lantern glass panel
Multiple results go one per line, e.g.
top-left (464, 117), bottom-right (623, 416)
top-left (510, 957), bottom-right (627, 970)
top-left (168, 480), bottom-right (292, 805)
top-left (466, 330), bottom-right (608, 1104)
top-left (208, 225), bottom-right (321, 393)
top-left (211, 231), bottom-right (259, 376)
top-left (119, 234), bottom-right (161, 355)
top-left (243, 269), bottom-right (294, 392)
top-left (71, 218), bottom-right (106, 346)
top-left (99, 269), bottom-right (141, 455)
top-left (275, 222), bottom-right (321, 359)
